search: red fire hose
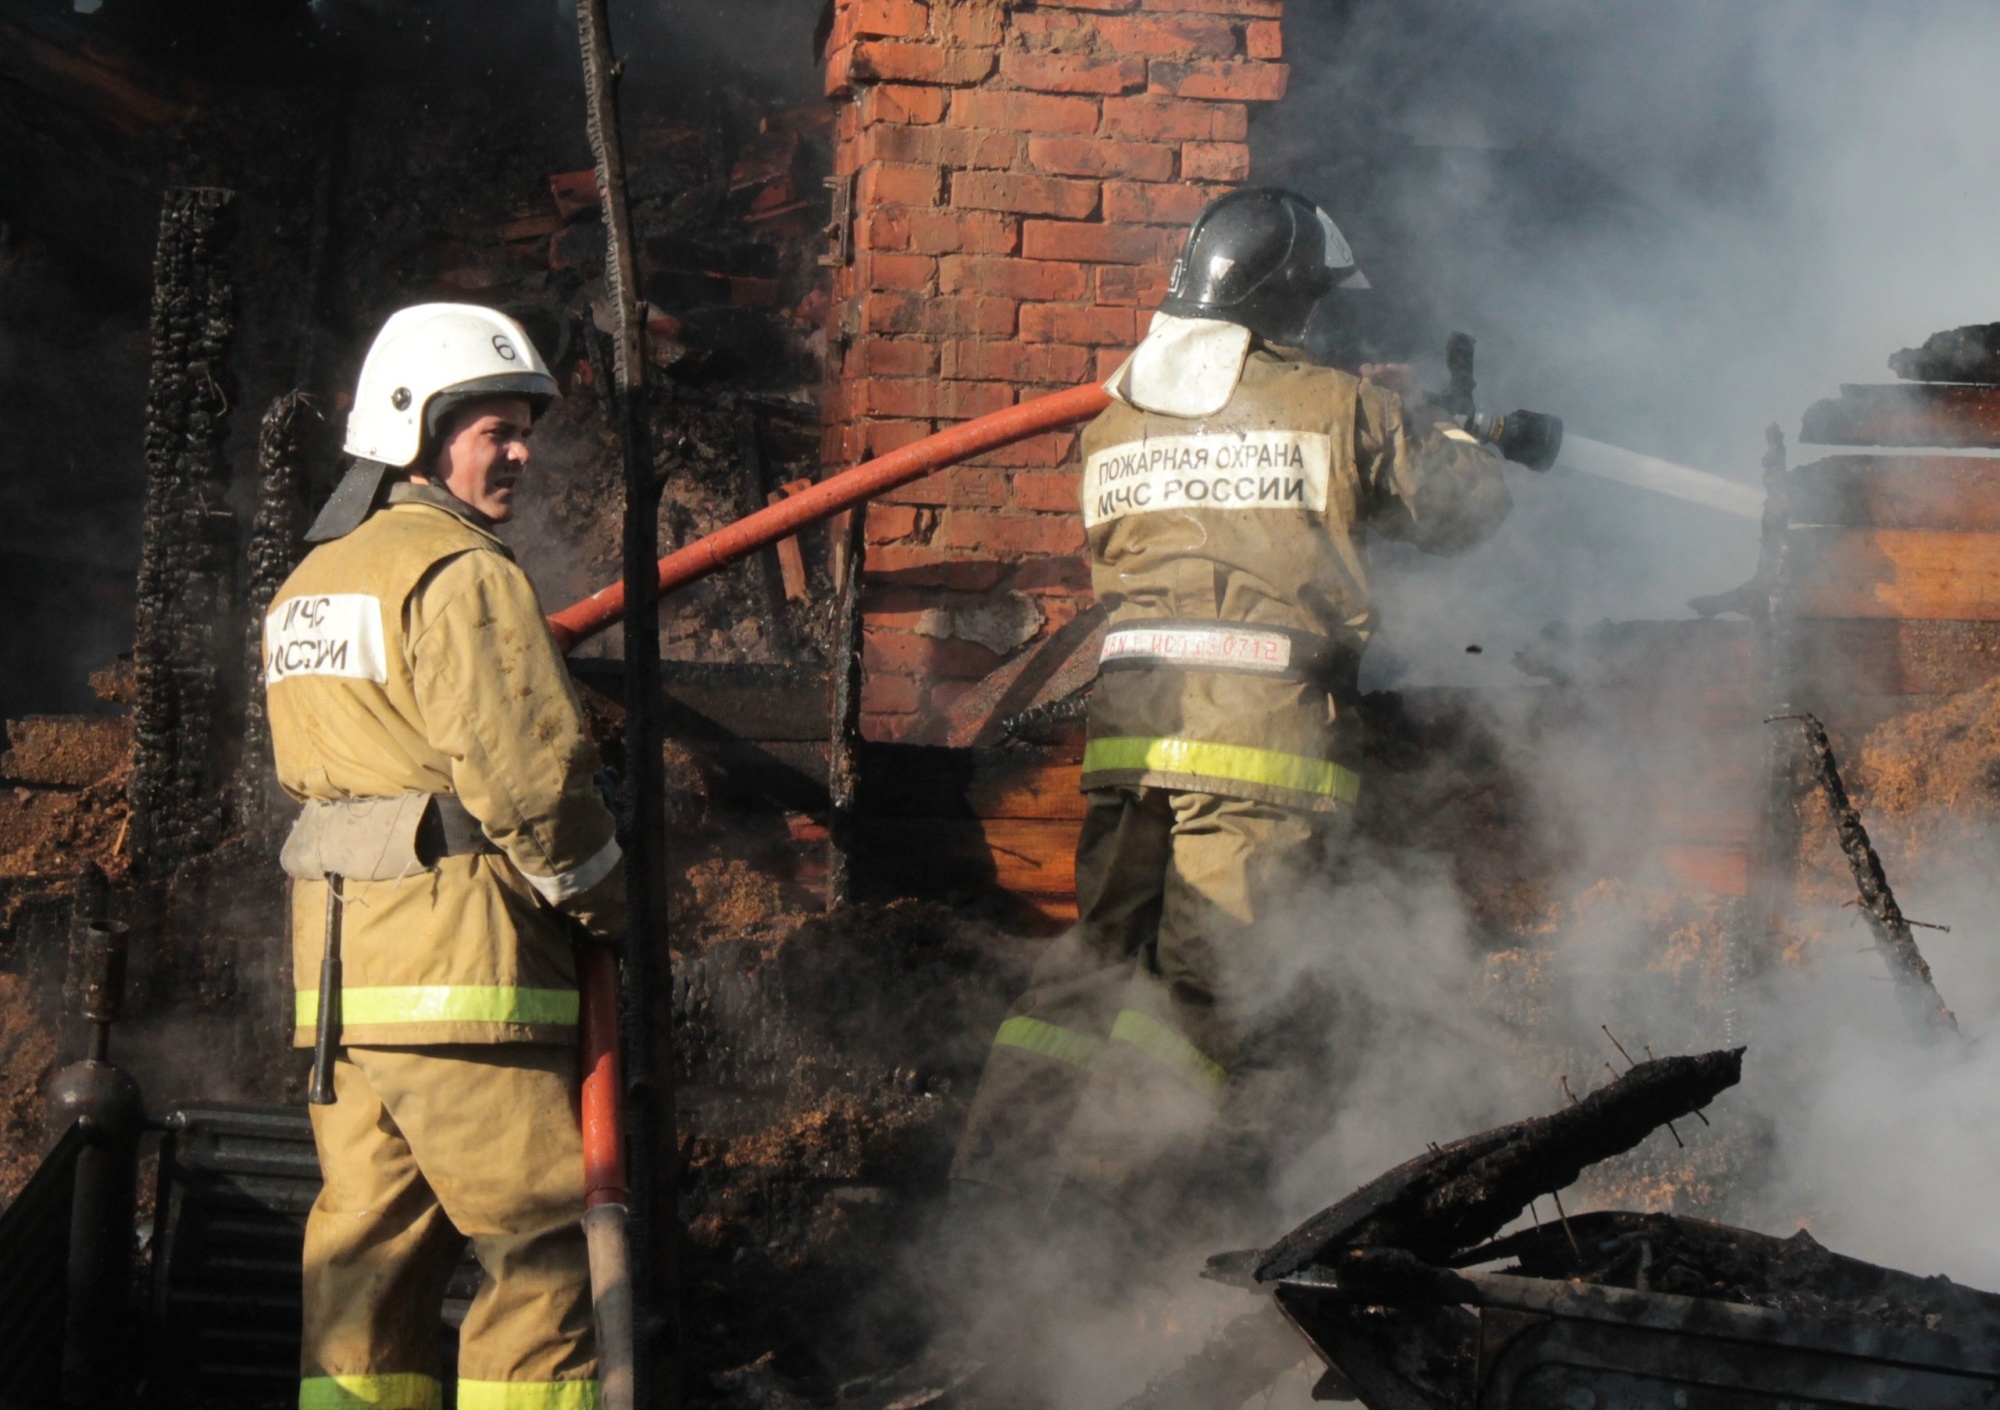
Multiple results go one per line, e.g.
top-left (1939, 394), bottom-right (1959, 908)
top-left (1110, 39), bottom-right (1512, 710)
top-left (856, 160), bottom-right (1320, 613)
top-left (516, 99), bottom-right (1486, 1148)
top-left (578, 944), bottom-right (628, 1209)
top-left (554, 380), bottom-right (1110, 1391)
top-left (576, 941), bottom-right (631, 1397)
top-left (546, 382), bottom-right (1113, 652)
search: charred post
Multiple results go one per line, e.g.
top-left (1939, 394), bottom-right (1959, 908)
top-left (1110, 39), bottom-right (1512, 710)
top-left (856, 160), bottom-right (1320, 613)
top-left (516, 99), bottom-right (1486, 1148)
top-left (129, 186), bottom-right (241, 875)
top-left (576, 0), bottom-right (680, 1399)
top-left (737, 418), bottom-right (797, 659)
top-left (826, 505), bottom-right (866, 909)
top-left (1777, 712), bottom-right (1961, 1039)
top-left (238, 390), bottom-right (313, 845)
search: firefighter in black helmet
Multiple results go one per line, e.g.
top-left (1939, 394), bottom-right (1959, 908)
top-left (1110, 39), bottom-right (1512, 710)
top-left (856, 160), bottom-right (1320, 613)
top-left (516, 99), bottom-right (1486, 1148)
top-left (950, 188), bottom-right (1559, 1222)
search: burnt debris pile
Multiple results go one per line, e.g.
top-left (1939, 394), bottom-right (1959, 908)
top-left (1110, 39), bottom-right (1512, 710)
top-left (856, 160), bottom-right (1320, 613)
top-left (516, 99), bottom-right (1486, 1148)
top-left (1248, 1048), bottom-right (1746, 1282)
top-left (1473, 1211), bottom-right (2000, 1336)
top-left (1156, 1049), bottom-right (2000, 1410)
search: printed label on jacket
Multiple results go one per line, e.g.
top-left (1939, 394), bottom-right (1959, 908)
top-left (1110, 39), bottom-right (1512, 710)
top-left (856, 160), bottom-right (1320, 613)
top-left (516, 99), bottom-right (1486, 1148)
top-left (265, 594), bottom-right (390, 684)
top-left (1083, 431), bottom-right (1332, 527)
top-left (1101, 625), bottom-right (1293, 672)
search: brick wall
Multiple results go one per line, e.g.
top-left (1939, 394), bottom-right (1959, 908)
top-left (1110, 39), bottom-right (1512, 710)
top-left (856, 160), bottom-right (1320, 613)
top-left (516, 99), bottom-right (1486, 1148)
top-left (821, 0), bottom-right (1288, 743)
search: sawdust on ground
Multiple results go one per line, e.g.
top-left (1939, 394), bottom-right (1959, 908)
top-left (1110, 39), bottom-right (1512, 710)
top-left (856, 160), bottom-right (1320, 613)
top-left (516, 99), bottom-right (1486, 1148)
top-left (0, 971), bottom-right (55, 1205)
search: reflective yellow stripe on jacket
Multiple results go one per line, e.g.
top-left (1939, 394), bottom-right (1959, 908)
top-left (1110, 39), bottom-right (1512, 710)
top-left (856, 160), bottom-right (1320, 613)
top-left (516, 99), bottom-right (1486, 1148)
top-left (300, 1373), bottom-right (442, 1410)
top-left (1082, 736), bottom-right (1361, 803)
top-left (293, 986), bottom-right (580, 1030)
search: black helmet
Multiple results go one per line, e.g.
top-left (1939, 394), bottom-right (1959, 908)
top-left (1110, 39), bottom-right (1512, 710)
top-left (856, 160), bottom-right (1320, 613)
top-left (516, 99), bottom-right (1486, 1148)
top-left (1158, 187), bottom-right (1366, 346)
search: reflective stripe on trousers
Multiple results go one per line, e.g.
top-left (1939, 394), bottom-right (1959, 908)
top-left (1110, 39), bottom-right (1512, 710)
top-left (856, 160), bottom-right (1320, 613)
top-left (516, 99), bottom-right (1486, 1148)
top-left (294, 985), bottom-right (580, 1029)
top-left (994, 1015), bottom-right (1104, 1069)
top-left (299, 1376), bottom-right (601, 1410)
top-left (992, 1010), bottom-right (1225, 1096)
top-left (1082, 736), bottom-right (1361, 802)
top-left (1108, 1009), bottom-right (1227, 1095)
top-left (300, 1374), bottom-right (442, 1410)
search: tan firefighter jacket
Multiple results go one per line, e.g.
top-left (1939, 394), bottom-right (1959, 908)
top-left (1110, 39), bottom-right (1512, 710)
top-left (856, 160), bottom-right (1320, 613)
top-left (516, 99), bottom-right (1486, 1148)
top-left (1078, 342), bottom-right (1512, 812)
top-left (265, 484), bottom-right (623, 1047)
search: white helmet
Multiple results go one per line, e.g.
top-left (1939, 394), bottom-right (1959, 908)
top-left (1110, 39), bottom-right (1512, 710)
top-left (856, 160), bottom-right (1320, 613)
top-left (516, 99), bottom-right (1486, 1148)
top-left (309, 303), bottom-right (559, 542)
top-left (343, 302), bottom-right (558, 468)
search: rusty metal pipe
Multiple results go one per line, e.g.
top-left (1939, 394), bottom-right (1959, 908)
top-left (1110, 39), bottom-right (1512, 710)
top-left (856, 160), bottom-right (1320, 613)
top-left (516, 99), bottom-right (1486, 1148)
top-left (546, 382), bottom-right (1113, 651)
top-left (51, 919), bottom-right (142, 1409)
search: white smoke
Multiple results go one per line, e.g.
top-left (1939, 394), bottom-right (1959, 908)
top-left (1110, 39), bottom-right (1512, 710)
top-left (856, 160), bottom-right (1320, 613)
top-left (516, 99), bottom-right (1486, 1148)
top-left (1263, 0), bottom-right (2000, 688)
top-left (1257, 0), bottom-right (2000, 1291)
top-left (952, 7), bottom-right (2000, 1403)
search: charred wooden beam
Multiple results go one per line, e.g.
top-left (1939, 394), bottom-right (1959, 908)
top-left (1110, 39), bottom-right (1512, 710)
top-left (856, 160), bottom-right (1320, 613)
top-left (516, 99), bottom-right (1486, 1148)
top-left (1801, 384), bottom-right (2000, 448)
top-left (826, 506), bottom-right (867, 909)
top-left (237, 391), bottom-right (313, 845)
top-left (1465, 1209), bottom-right (2000, 1335)
top-left (1787, 455), bottom-right (2000, 532)
top-left (1775, 712), bottom-right (1960, 1040)
top-left (576, 0), bottom-right (678, 1398)
top-left (1889, 323), bottom-right (2000, 386)
top-left (1252, 1048), bottom-right (1743, 1281)
top-left (129, 187), bottom-right (240, 875)
top-left (0, 17), bottom-right (197, 137)
top-left (736, 419), bottom-right (797, 656)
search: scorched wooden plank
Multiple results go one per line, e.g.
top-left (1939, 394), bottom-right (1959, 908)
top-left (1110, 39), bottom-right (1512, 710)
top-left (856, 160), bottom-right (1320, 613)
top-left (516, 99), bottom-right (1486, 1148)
top-left (1788, 455), bottom-right (2000, 530)
top-left (1800, 384), bottom-right (2000, 448)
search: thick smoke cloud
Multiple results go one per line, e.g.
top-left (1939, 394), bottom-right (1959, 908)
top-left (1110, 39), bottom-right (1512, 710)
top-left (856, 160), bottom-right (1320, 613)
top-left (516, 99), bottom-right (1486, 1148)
top-left (1257, 0), bottom-right (2000, 1294)
top-left (939, 10), bottom-right (2000, 1405)
top-left (1262, 0), bottom-right (2000, 688)
top-left (1259, 0), bottom-right (2000, 1241)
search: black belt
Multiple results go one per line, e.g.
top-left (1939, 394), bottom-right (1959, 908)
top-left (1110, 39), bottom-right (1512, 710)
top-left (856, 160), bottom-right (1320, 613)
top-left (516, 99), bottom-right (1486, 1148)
top-left (1097, 618), bottom-right (1352, 688)
top-left (416, 794), bottom-right (500, 865)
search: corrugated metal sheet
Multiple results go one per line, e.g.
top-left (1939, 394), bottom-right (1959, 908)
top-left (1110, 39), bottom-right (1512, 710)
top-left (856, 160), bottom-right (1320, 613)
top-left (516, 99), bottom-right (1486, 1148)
top-left (141, 1105), bottom-right (321, 1410)
top-left (0, 1122), bottom-right (86, 1407)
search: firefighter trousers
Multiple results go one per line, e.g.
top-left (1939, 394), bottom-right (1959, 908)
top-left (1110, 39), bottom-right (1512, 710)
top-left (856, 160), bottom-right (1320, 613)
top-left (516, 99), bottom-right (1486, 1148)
top-left (301, 1044), bottom-right (597, 1410)
top-left (950, 785), bottom-right (1324, 1212)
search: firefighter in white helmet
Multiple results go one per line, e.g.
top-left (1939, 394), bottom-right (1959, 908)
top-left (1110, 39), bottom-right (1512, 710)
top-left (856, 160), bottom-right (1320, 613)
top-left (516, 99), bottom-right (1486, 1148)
top-left (265, 304), bottom-right (621, 1410)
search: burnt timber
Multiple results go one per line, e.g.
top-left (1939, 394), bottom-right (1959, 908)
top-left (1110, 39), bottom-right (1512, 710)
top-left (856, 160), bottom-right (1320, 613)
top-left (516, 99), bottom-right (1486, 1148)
top-left (1801, 383), bottom-right (2000, 448)
top-left (1251, 1049), bottom-right (1745, 1282)
top-left (1188, 1053), bottom-right (2000, 1410)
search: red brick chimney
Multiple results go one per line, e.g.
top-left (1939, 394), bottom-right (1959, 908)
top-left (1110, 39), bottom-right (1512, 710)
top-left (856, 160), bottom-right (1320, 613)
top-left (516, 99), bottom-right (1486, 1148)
top-left (821, 0), bottom-right (1288, 742)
